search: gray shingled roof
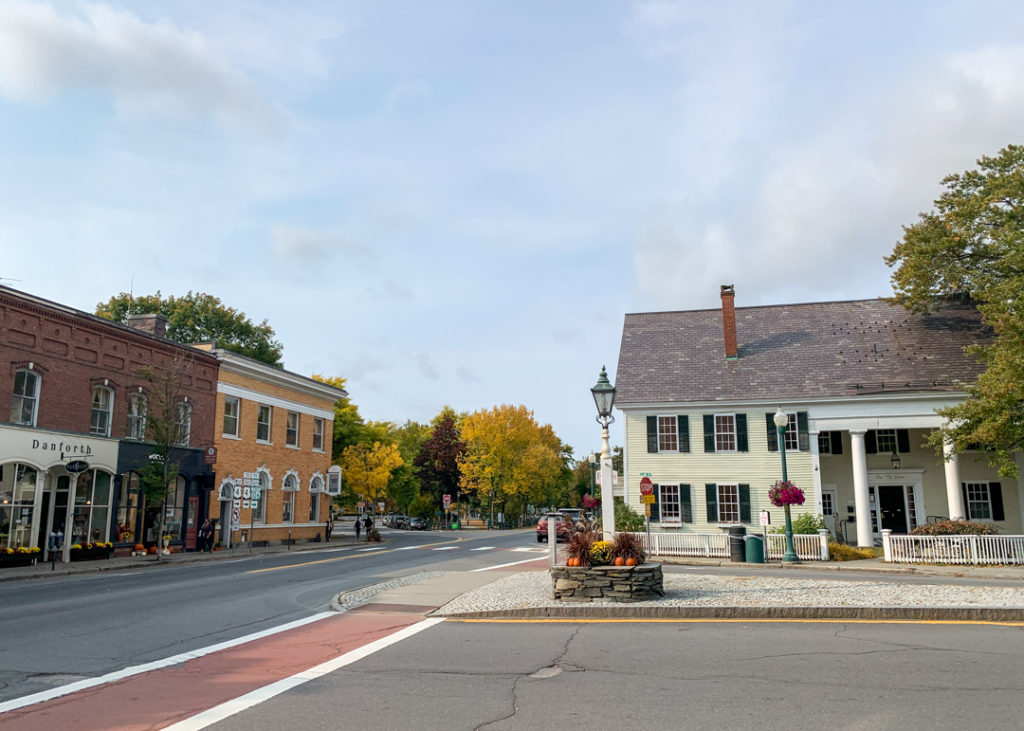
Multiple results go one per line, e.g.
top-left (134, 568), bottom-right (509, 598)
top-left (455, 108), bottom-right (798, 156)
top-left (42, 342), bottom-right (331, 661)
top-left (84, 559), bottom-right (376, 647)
top-left (615, 298), bottom-right (990, 405)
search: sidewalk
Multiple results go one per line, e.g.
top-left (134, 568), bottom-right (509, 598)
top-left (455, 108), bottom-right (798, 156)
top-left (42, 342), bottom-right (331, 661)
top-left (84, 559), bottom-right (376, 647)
top-left (655, 555), bottom-right (1024, 581)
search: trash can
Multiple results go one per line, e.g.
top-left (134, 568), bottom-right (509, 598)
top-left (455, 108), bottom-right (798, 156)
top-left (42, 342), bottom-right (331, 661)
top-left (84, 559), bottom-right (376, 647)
top-left (727, 525), bottom-right (746, 562)
top-left (744, 534), bottom-right (765, 563)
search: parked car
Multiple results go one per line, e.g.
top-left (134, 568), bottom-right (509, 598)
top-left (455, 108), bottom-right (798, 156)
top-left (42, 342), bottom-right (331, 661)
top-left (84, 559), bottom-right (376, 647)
top-left (537, 513), bottom-right (572, 543)
top-left (393, 515), bottom-right (409, 529)
top-left (408, 516), bottom-right (427, 530)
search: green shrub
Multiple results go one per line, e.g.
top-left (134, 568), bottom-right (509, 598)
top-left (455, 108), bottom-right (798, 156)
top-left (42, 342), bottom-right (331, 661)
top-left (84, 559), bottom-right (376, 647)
top-left (910, 520), bottom-right (998, 536)
top-left (593, 501), bottom-right (647, 533)
top-left (769, 513), bottom-right (827, 534)
top-left (828, 542), bottom-right (876, 561)
top-left (589, 540), bottom-right (614, 566)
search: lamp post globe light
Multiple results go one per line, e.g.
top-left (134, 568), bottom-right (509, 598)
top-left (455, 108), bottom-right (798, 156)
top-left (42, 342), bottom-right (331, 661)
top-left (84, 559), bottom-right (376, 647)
top-left (773, 408), bottom-right (799, 563)
top-left (591, 366), bottom-right (616, 541)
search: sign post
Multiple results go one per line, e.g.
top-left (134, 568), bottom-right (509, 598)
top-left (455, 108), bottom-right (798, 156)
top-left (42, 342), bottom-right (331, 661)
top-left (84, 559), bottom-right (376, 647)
top-left (640, 477), bottom-right (654, 546)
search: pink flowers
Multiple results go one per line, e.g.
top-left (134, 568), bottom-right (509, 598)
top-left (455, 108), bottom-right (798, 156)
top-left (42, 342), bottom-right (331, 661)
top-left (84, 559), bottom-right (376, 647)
top-left (768, 480), bottom-right (805, 507)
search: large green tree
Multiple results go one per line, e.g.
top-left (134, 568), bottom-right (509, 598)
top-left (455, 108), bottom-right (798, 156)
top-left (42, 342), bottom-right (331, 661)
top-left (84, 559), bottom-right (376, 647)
top-left (96, 291), bottom-right (283, 366)
top-left (885, 144), bottom-right (1024, 477)
top-left (414, 408), bottom-right (465, 509)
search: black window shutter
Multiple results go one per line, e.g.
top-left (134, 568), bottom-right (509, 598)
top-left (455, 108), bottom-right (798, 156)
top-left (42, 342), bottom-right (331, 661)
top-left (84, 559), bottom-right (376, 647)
top-left (705, 484), bottom-right (718, 523)
top-left (990, 483), bottom-right (1004, 521)
top-left (680, 485), bottom-right (692, 523)
top-left (830, 431), bottom-right (843, 455)
top-left (961, 483), bottom-right (970, 520)
top-left (765, 413), bottom-right (778, 452)
top-left (897, 429), bottom-right (910, 453)
top-left (797, 412), bottom-right (810, 451)
top-left (736, 413), bottom-right (748, 452)
top-left (738, 484), bottom-right (751, 522)
top-left (678, 415), bottom-right (690, 453)
top-left (647, 416), bottom-right (659, 453)
top-left (703, 415), bottom-right (716, 453)
top-left (865, 430), bottom-right (878, 454)
top-left (650, 484), bottom-right (660, 522)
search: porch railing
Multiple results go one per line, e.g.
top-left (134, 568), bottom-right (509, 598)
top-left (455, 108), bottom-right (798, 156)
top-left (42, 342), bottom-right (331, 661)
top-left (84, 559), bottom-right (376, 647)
top-left (626, 531), bottom-right (829, 561)
top-left (882, 530), bottom-right (1024, 565)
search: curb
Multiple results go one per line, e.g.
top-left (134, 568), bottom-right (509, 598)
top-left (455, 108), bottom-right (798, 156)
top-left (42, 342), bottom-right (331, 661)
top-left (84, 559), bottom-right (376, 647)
top-left (439, 605), bottom-right (1024, 622)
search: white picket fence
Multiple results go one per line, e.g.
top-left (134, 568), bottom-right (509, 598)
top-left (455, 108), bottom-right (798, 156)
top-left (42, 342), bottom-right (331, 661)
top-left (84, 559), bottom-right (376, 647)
top-left (626, 531), bottom-right (830, 561)
top-left (883, 530), bottom-right (1024, 565)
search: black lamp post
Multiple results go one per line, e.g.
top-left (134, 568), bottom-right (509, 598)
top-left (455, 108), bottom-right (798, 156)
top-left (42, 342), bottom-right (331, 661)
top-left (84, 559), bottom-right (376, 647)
top-left (773, 408), bottom-right (799, 563)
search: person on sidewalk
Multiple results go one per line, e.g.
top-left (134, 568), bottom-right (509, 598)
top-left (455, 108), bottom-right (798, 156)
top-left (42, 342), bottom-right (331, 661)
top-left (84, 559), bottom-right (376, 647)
top-left (325, 518), bottom-right (333, 541)
top-left (198, 519), bottom-right (214, 552)
top-left (363, 514), bottom-right (374, 541)
top-left (354, 516), bottom-right (362, 541)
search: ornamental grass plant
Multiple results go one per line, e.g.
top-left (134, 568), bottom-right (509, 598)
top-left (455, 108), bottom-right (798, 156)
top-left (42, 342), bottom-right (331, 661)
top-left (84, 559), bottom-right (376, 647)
top-left (611, 532), bottom-right (646, 564)
top-left (566, 530), bottom-right (595, 567)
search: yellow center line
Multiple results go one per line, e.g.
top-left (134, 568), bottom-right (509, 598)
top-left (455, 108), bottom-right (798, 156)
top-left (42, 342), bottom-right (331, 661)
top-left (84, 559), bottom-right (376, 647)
top-left (448, 617), bottom-right (1024, 627)
top-left (245, 537), bottom-right (465, 574)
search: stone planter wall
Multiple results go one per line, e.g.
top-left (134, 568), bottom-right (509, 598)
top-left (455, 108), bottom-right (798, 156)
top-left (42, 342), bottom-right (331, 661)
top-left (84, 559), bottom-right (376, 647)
top-left (551, 563), bottom-right (664, 602)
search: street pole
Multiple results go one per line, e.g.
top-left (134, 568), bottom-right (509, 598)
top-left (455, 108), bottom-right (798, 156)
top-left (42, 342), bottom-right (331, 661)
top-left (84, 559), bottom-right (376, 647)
top-left (776, 413), bottom-right (799, 563)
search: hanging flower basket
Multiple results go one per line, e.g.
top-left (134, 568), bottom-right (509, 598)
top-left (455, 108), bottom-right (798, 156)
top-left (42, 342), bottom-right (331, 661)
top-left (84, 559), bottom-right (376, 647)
top-left (768, 481), bottom-right (805, 507)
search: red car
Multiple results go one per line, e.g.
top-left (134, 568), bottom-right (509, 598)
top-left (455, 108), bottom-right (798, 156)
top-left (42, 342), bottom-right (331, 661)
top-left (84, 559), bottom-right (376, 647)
top-left (536, 513), bottom-right (572, 543)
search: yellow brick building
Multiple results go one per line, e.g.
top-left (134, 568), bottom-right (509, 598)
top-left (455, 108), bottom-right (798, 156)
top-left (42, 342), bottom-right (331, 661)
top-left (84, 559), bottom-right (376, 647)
top-left (196, 347), bottom-right (345, 546)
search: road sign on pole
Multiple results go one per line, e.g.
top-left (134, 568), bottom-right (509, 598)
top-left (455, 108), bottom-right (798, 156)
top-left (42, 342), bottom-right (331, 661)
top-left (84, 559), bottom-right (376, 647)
top-left (443, 494), bottom-right (451, 508)
top-left (640, 477), bottom-right (654, 496)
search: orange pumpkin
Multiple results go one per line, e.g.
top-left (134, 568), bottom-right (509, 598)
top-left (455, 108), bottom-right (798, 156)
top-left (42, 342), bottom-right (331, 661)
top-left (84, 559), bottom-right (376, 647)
top-left (625, 557), bottom-right (638, 566)
top-left (134, 543), bottom-right (145, 552)
top-left (613, 557), bottom-right (625, 566)
top-left (567, 557), bottom-right (577, 567)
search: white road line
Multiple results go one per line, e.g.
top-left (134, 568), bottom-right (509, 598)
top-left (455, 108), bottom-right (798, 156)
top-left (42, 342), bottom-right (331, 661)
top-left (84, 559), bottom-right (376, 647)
top-left (357, 547), bottom-right (387, 552)
top-left (431, 546), bottom-right (458, 551)
top-left (0, 612), bottom-right (336, 715)
top-left (165, 618), bottom-right (445, 731)
top-left (471, 556), bottom-right (546, 572)
top-left (470, 547), bottom-right (496, 551)
top-left (393, 546), bottom-right (419, 550)
top-left (510, 547), bottom-right (547, 553)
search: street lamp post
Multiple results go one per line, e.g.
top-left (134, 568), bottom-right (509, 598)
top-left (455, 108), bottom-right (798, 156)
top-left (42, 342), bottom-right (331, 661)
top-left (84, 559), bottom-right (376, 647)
top-left (773, 408), bottom-right (799, 563)
top-left (588, 453), bottom-right (597, 501)
top-left (591, 366), bottom-right (616, 541)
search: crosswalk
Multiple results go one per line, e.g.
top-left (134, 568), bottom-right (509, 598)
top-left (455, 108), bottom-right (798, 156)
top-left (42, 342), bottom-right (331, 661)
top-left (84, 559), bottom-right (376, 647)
top-left (343, 544), bottom-right (547, 554)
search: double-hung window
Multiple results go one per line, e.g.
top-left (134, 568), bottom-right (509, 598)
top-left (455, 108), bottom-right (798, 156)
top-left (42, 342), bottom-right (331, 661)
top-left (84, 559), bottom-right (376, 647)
top-left (90, 386), bottom-right (113, 437)
top-left (127, 393), bottom-right (147, 440)
top-left (309, 475), bottom-right (323, 521)
top-left (781, 413), bottom-right (798, 451)
top-left (11, 369), bottom-right (39, 426)
top-left (659, 485), bottom-right (681, 523)
top-left (223, 397), bottom-right (239, 437)
top-left (257, 405), bottom-right (272, 442)
top-left (875, 429), bottom-right (897, 454)
top-left (717, 484), bottom-right (740, 523)
top-left (657, 417), bottom-right (678, 452)
top-left (312, 418), bottom-right (324, 451)
top-left (715, 414), bottom-right (737, 452)
top-left (253, 471), bottom-right (268, 523)
top-left (965, 482), bottom-right (992, 520)
top-left (282, 474), bottom-right (297, 523)
top-left (286, 411), bottom-right (299, 447)
top-left (175, 401), bottom-right (192, 446)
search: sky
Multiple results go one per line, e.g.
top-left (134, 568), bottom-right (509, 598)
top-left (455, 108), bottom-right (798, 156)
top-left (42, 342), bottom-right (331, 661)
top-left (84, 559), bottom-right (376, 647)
top-left (1, 0), bottom-right (1023, 458)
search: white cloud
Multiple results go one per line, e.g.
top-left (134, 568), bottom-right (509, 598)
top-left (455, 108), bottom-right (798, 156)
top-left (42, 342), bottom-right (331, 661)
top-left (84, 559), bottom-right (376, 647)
top-left (270, 224), bottom-right (367, 262)
top-left (0, 1), bottom-right (280, 133)
top-left (632, 42), bottom-right (1024, 309)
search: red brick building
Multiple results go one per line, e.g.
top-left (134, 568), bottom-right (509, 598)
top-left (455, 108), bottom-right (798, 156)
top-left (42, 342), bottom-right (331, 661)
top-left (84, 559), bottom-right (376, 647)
top-left (1, 286), bottom-right (218, 559)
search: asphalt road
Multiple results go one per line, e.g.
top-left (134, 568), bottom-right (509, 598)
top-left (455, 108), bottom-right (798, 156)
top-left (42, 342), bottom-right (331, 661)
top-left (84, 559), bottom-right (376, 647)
top-left (0, 527), bottom-right (543, 703)
top-left (210, 617), bottom-right (1024, 731)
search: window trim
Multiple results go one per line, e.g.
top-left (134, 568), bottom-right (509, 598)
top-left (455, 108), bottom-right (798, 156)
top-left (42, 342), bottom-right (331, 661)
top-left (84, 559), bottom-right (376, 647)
top-left (126, 392), bottom-right (147, 441)
top-left (312, 417), bottom-right (324, 452)
top-left (286, 411), bottom-right (299, 448)
top-left (658, 484), bottom-right (682, 525)
top-left (875, 429), bottom-right (898, 454)
top-left (223, 396), bottom-right (240, 438)
top-left (656, 416), bottom-right (678, 453)
top-left (11, 368), bottom-right (40, 427)
top-left (90, 385), bottom-right (114, 437)
top-left (175, 400), bottom-right (192, 447)
top-left (964, 482), bottom-right (992, 521)
top-left (716, 483), bottom-right (741, 524)
top-left (256, 404), bottom-right (272, 444)
top-left (714, 414), bottom-right (737, 453)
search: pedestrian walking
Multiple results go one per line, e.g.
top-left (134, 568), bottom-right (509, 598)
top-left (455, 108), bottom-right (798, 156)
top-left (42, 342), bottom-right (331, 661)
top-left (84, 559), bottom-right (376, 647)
top-left (363, 514), bottom-right (373, 541)
top-left (354, 516), bottom-right (362, 540)
top-left (198, 519), bottom-right (214, 552)
top-left (325, 518), bottom-right (333, 541)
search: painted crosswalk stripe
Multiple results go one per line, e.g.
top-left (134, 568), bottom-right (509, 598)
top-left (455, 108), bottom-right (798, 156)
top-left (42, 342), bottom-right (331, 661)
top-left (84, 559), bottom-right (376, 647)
top-left (511, 547), bottom-right (547, 553)
top-left (431, 546), bottom-right (458, 551)
top-left (358, 547), bottom-right (387, 552)
top-left (470, 547), bottom-right (495, 551)
top-left (393, 546), bottom-right (419, 550)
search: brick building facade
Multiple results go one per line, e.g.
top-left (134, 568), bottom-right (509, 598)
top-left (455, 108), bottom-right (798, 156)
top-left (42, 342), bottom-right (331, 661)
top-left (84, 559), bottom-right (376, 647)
top-left (196, 347), bottom-right (344, 547)
top-left (1, 286), bottom-right (219, 559)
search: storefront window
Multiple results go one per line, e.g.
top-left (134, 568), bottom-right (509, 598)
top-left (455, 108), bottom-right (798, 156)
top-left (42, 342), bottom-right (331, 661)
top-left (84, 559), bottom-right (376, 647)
top-left (0, 463), bottom-right (37, 548)
top-left (72, 469), bottom-right (113, 544)
top-left (164, 476), bottom-right (186, 540)
top-left (116, 472), bottom-right (141, 543)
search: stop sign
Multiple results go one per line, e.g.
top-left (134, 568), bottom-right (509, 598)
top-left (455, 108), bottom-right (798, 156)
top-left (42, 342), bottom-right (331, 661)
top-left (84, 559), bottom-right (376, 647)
top-left (640, 477), bottom-right (654, 496)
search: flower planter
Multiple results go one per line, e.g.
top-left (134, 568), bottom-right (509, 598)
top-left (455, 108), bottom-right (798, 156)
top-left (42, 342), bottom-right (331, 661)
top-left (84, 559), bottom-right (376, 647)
top-left (0, 554), bottom-right (38, 568)
top-left (551, 563), bottom-right (664, 602)
top-left (69, 547), bottom-right (114, 562)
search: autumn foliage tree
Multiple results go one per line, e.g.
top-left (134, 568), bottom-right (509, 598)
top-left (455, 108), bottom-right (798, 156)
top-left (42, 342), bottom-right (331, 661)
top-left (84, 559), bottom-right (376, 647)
top-left (414, 408), bottom-right (466, 510)
top-left (340, 441), bottom-right (403, 507)
top-left (458, 404), bottom-right (563, 524)
top-left (886, 144), bottom-right (1024, 477)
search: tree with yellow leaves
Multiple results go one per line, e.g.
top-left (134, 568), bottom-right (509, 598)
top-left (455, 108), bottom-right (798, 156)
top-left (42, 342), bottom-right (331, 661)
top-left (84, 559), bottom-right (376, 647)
top-left (340, 441), bottom-right (403, 506)
top-left (458, 404), bottom-right (564, 526)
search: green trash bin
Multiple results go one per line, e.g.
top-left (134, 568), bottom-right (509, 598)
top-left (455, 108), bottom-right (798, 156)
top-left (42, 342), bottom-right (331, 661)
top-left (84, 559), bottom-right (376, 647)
top-left (744, 534), bottom-right (765, 563)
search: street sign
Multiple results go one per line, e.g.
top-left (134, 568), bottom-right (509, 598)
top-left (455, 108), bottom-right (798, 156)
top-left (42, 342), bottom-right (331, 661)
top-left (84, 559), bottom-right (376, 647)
top-left (65, 460), bottom-right (89, 473)
top-left (378, 502), bottom-right (385, 512)
top-left (243, 486), bottom-right (251, 499)
top-left (244, 472), bottom-right (258, 479)
top-left (443, 494), bottom-right (451, 508)
top-left (641, 494), bottom-right (656, 504)
top-left (232, 506), bottom-right (240, 523)
top-left (760, 510), bottom-right (771, 527)
top-left (233, 485), bottom-right (242, 499)
top-left (639, 477), bottom-right (654, 496)
top-left (204, 446), bottom-right (217, 465)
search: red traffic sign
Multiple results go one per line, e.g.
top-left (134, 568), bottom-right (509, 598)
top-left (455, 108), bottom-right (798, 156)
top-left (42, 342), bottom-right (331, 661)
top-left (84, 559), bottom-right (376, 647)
top-left (443, 494), bottom-right (451, 507)
top-left (639, 477), bottom-right (654, 496)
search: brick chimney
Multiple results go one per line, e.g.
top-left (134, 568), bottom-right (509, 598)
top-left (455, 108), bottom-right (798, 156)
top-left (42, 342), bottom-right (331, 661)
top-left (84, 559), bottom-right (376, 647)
top-left (720, 285), bottom-right (738, 360)
top-left (126, 312), bottom-right (168, 339)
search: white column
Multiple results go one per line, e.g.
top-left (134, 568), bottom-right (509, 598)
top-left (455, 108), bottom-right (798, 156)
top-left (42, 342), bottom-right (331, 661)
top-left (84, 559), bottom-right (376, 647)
top-left (943, 437), bottom-right (966, 521)
top-left (809, 430), bottom-right (823, 516)
top-left (850, 430), bottom-right (873, 548)
top-left (600, 423), bottom-right (615, 541)
top-left (61, 474), bottom-right (78, 563)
